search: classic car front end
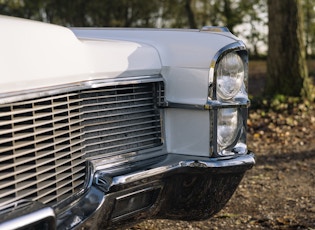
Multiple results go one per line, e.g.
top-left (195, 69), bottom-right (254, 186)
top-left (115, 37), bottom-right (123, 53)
top-left (0, 16), bottom-right (254, 229)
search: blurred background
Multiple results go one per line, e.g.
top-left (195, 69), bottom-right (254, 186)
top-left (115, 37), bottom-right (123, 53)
top-left (0, 0), bottom-right (314, 100)
top-left (1, 0), bottom-right (314, 229)
top-left (0, 0), bottom-right (270, 59)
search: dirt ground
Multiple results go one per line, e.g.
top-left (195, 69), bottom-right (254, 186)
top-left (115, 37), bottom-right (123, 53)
top-left (125, 61), bottom-right (315, 230)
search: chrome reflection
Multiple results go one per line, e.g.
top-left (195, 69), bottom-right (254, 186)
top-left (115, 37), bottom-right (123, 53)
top-left (56, 152), bottom-right (254, 229)
top-left (0, 75), bottom-right (163, 105)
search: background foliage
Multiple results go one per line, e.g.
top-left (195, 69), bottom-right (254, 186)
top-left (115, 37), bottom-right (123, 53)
top-left (0, 0), bottom-right (314, 99)
top-left (0, 0), bottom-right (271, 57)
top-left (1, 0), bottom-right (315, 58)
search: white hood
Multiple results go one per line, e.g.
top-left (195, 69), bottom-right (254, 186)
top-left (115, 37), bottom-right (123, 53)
top-left (0, 16), bottom-right (161, 94)
top-left (71, 27), bottom-right (239, 69)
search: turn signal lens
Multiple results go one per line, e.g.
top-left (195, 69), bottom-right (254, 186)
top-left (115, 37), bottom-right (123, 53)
top-left (216, 52), bottom-right (244, 100)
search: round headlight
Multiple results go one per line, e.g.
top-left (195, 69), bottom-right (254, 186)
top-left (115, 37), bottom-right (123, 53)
top-left (217, 108), bottom-right (240, 150)
top-left (216, 52), bottom-right (244, 100)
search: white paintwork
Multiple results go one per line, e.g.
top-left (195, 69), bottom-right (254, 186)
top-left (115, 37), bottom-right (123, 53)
top-left (161, 66), bottom-right (210, 105)
top-left (0, 16), bottom-right (244, 157)
top-left (0, 16), bottom-right (161, 94)
top-left (72, 28), bottom-right (238, 68)
top-left (71, 28), bottom-right (240, 157)
top-left (164, 108), bottom-right (210, 156)
top-left (72, 28), bottom-right (239, 105)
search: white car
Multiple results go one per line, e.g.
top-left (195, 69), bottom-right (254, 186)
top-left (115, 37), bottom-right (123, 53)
top-left (0, 15), bottom-right (255, 229)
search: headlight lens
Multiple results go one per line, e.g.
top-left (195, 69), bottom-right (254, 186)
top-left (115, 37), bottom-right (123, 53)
top-left (216, 52), bottom-right (244, 100)
top-left (217, 108), bottom-right (240, 150)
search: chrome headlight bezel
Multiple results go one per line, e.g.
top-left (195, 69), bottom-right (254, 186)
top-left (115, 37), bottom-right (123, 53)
top-left (208, 42), bottom-right (249, 157)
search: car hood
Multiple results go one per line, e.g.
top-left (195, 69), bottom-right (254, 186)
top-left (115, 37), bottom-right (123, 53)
top-left (0, 15), bottom-right (241, 97)
top-left (0, 16), bottom-right (161, 94)
top-left (72, 27), bottom-right (240, 69)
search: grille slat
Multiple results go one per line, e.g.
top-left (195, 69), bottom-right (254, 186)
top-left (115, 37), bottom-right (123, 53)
top-left (0, 112), bottom-right (81, 136)
top-left (0, 94), bottom-right (80, 118)
top-left (0, 81), bottom-right (164, 208)
top-left (0, 144), bottom-right (84, 180)
top-left (85, 131), bottom-right (161, 149)
top-left (85, 125), bottom-right (161, 141)
top-left (85, 107), bottom-right (155, 116)
top-left (0, 163), bottom-right (85, 204)
top-left (85, 142), bottom-right (161, 158)
top-left (0, 134), bottom-right (83, 165)
top-left (81, 103), bottom-right (154, 116)
top-left (85, 137), bottom-right (161, 157)
top-left (84, 91), bottom-right (153, 100)
top-left (83, 115), bottom-right (159, 129)
top-left (84, 95), bottom-right (153, 107)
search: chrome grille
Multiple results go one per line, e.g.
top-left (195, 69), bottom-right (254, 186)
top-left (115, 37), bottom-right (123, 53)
top-left (0, 93), bottom-right (85, 207)
top-left (0, 81), bottom-right (164, 208)
top-left (81, 83), bottom-right (164, 158)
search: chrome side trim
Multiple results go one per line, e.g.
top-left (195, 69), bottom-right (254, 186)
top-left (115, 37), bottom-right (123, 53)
top-left (0, 75), bottom-right (163, 104)
top-left (163, 101), bottom-right (205, 110)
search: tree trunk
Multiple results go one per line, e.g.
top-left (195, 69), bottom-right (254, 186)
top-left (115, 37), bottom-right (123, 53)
top-left (185, 0), bottom-right (197, 29)
top-left (266, 0), bottom-right (313, 100)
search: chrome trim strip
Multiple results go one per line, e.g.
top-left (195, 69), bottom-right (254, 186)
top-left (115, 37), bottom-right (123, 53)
top-left (164, 98), bottom-right (250, 110)
top-left (0, 75), bottom-right (164, 104)
top-left (163, 101), bottom-right (206, 110)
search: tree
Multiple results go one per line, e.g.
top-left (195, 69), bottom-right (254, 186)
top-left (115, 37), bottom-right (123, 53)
top-left (266, 0), bottom-right (313, 100)
top-left (302, 0), bottom-right (315, 58)
top-left (241, 0), bottom-right (268, 58)
top-left (184, 0), bottom-right (197, 28)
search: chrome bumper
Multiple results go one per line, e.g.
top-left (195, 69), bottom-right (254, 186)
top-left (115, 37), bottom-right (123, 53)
top-left (0, 153), bottom-right (255, 230)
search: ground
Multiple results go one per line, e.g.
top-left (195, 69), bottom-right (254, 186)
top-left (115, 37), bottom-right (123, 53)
top-left (125, 61), bottom-right (315, 230)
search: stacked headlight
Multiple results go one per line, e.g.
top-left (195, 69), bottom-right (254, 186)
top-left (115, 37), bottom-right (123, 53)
top-left (211, 48), bottom-right (248, 156)
top-left (216, 52), bottom-right (244, 100)
top-left (217, 108), bottom-right (240, 149)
